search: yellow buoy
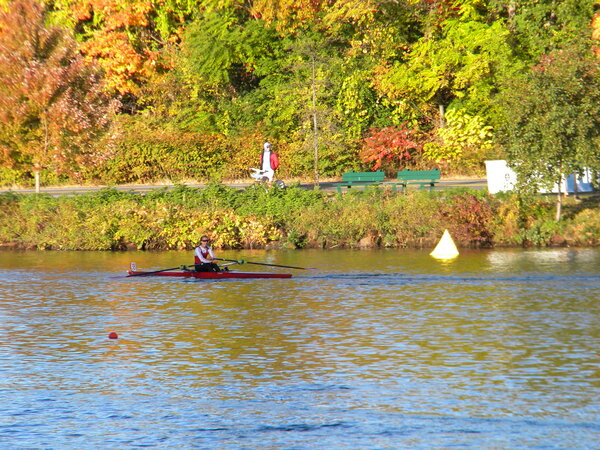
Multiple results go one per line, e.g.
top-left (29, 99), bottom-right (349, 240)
top-left (430, 229), bottom-right (459, 259)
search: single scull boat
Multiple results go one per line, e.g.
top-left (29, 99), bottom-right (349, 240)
top-left (127, 270), bottom-right (292, 279)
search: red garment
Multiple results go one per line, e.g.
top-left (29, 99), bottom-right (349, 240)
top-left (194, 246), bottom-right (212, 264)
top-left (260, 152), bottom-right (280, 170)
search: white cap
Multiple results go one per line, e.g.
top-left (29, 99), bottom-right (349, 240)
top-left (264, 142), bottom-right (271, 151)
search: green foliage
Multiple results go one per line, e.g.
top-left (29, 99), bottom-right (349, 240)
top-left (98, 118), bottom-right (228, 184)
top-left (335, 69), bottom-right (378, 140)
top-left (185, 10), bottom-right (276, 88)
top-left (0, 167), bottom-right (26, 186)
top-left (0, 0), bottom-right (597, 183)
top-left (487, 192), bottom-right (525, 245)
top-left (231, 183), bottom-right (325, 220)
top-left (380, 191), bottom-right (443, 247)
top-left (1, 186), bottom-right (599, 250)
top-left (498, 41), bottom-right (600, 219)
top-left (495, 0), bottom-right (597, 62)
top-left (0, 192), bottom-right (21, 243)
top-left (378, 7), bottom-right (515, 125)
top-left (521, 219), bottom-right (564, 247)
top-left (563, 209), bottom-right (600, 245)
top-left (288, 191), bottom-right (380, 248)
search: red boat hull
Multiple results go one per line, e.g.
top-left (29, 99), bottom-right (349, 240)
top-left (127, 270), bottom-right (292, 279)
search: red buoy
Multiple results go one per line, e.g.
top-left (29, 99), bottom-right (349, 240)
top-left (108, 332), bottom-right (118, 339)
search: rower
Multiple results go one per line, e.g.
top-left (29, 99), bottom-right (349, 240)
top-left (193, 236), bottom-right (222, 272)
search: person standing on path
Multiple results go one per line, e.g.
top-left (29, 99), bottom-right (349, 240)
top-left (250, 142), bottom-right (280, 182)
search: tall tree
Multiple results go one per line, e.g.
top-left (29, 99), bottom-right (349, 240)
top-left (285, 31), bottom-right (344, 185)
top-left (491, 0), bottom-right (597, 62)
top-left (377, 0), bottom-right (517, 129)
top-left (498, 41), bottom-right (600, 221)
top-left (0, 0), bottom-right (117, 190)
top-left (45, 0), bottom-right (204, 106)
top-left (183, 4), bottom-right (350, 180)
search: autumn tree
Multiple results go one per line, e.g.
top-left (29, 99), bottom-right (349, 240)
top-left (359, 124), bottom-right (422, 172)
top-left (498, 41), bottom-right (600, 221)
top-left (491, 0), bottom-right (597, 62)
top-left (45, 0), bottom-right (205, 107)
top-left (378, 0), bottom-right (517, 129)
top-left (183, 4), bottom-right (350, 180)
top-left (422, 108), bottom-right (494, 173)
top-left (0, 0), bottom-right (117, 190)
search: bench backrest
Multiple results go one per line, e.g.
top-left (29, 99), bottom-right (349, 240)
top-left (396, 169), bottom-right (441, 181)
top-left (342, 170), bottom-right (385, 182)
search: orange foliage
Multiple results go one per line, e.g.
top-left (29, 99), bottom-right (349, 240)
top-left (81, 31), bottom-right (158, 95)
top-left (73, 0), bottom-right (152, 29)
top-left (0, 0), bottom-right (117, 176)
top-left (68, 0), bottom-right (161, 95)
top-left (359, 124), bottom-right (422, 171)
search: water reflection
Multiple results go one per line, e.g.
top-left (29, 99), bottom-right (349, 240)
top-left (486, 247), bottom-right (599, 270)
top-left (0, 248), bottom-right (599, 448)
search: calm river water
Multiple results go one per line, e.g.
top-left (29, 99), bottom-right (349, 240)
top-left (1, 248), bottom-right (599, 449)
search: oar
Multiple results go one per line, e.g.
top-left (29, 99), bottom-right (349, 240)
top-left (215, 258), bottom-right (312, 270)
top-left (127, 265), bottom-right (188, 277)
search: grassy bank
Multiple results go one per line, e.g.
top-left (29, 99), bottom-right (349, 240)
top-left (1, 185), bottom-right (599, 250)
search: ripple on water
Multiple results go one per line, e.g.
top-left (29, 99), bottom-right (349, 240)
top-left (0, 249), bottom-right (599, 448)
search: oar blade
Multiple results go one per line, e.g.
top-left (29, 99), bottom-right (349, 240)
top-left (244, 261), bottom-right (312, 270)
top-left (126, 265), bottom-right (186, 277)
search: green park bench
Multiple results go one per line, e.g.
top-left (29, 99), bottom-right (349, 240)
top-left (335, 170), bottom-right (385, 195)
top-left (392, 169), bottom-right (441, 193)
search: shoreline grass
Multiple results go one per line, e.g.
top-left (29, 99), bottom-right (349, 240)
top-left (1, 185), bottom-right (598, 251)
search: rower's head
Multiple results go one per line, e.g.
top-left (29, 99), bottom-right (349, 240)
top-left (263, 142), bottom-right (271, 152)
top-left (200, 235), bottom-right (210, 246)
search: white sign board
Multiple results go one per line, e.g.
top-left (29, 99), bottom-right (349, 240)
top-left (485, 160), bottom-right (516, 194)
top-left (485, 160), bottom-right (597, 194)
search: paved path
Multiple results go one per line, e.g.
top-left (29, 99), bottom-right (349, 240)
top-left (0, 178), bottom-right (487, 196)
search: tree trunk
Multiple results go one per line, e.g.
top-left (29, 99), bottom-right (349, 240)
top-left (507, 2), bottom-right (516, 24)
top-left (38, 112), bottom-right (48, 195)
top-left (555, 175), bottom-right (563, 222)
top-left (311, 54), bottom-right (319, 188)
top-left (312, 110), bottom-right (319, 187)
top-left (34, 169), bottom-right (40, 194)
top-left (439, 103), bottom-right (446, 128)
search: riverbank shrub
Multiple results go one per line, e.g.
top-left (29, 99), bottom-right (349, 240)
top-left (380, 191), bottom-right (442, 247)
top-left (561, 196), bottom-right (600, 246)
top-left (97, 120), bottom-right (229, 184)
top-left (0, 188), bottom-right (598, 250)
top-left (440, 191), bottom-right (495, 247)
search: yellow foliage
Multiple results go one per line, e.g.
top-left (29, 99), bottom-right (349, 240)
top-left (250, 0), bottom-right (325, 31)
